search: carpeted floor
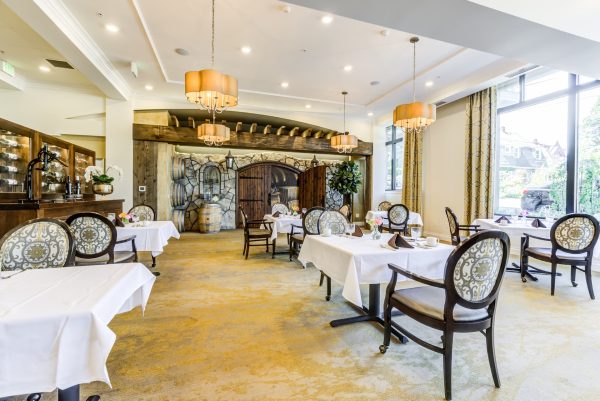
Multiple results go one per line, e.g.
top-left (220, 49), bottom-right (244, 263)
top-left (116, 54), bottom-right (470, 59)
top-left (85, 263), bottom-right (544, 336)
top-left (37, 231), bottom-right (600, 400)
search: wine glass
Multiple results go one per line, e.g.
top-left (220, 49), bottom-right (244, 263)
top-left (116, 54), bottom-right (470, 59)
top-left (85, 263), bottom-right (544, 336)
top-left (301, 208), bottom-right (307, 216)
top-left (411, 226), bottom-right (421, 242)
top-left (347, 223), bottom-right (356, 235)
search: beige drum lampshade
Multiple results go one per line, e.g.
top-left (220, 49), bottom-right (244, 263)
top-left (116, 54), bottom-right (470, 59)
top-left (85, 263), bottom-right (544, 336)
top-left (393, 101), bottom-right (436, 129)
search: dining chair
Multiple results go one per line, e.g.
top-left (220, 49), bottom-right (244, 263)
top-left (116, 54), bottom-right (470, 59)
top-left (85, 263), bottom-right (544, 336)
top-left (271, 203), bottom-right (289, 215)
top-left (239, 206), bottom-right (275, 259)
top-left (289, 206), bottom-right (324, 261)
top-left (0, 218), bottom-right (75, 271)
top-left (380, 230), bottom-right (510, 400)
top-left (378, 201), bottom-right (392, 211)
top-left (520, 213), bottom-right (599, 299)
top-left (128, 204), bottom-right (159, 267)
top-left (387, 203), bottom-right (409, 234)
top-left (338, 204), bottom-right (351, 219)
top-left (66, 212), bottom-right (137, 265)
top-left (128, 204), bottom-right (156, 221)
top-left (445, 207), bottom-right (480, 246)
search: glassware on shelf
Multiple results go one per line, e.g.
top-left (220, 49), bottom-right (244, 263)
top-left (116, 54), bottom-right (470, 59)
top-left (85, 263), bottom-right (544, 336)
top-left (0, 130), bottom-right (30, 194)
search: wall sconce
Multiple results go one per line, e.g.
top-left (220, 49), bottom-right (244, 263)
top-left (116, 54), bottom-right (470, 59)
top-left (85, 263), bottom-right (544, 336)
top-left (225, 150), bottom-right (236, 169)
top-left (311, 155), bottom-right (319, 168)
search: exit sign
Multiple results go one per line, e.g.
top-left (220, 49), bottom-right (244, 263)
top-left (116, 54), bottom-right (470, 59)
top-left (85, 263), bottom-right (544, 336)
top-left (1, 60), bottom-right (15, 77)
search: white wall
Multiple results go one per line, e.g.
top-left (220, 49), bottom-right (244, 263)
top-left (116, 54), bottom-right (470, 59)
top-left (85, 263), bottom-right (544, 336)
top-left (422, 98), bottom-right (468, 240)
top-left (105, 98), bottom-right (134, 211)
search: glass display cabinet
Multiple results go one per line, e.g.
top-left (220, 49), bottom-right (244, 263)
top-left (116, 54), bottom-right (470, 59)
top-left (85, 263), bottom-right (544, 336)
top-left (72, 145), bottom-right (95, 195)
top-left (0, 128), bottom-right (31, 195)
top-left (41, 138), bottom-right (70, 196)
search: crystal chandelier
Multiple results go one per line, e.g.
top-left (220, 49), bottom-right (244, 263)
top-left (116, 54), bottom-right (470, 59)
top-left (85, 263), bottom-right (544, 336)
top-left (393, 37), bottom-right (436, 130)
top-left (330, 91), bottom-right (358, 154)
top-left (184, 0), bottom-right (237, 146)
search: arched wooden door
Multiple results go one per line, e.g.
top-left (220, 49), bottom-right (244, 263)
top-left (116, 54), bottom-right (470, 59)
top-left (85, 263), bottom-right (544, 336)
top-left (237, 162), bottom-right (300, 225)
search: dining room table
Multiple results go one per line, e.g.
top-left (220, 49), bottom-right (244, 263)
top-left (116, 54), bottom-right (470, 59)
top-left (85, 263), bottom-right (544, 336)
top-left (0, 262), bottom-right (155, 401)
top-left (263, 213), bottom-right (302, 255)
top-left (114, 220), bottom-right (180, 267)
top-left (298, 232), bottom-right (453, 339)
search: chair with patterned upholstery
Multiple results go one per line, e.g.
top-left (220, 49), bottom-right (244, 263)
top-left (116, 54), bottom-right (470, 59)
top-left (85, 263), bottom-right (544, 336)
top-left (318, 210), bottom-right (350, 235)
top-left (0, 218), bottom-right (75, 272)
top-left (240, 206), bottom-right (275, 259)
top-left (128, 204), bottom-right (156, 221)
top-left (521, 213), bottom-right (599, 299)
top-left (380, 230), bottom-right (510, 400)
top-left (387, 204), bottom-right (409, 234)
top-left (289, 207), bottom-right (324, 261)
top-left (67, 212), bottom-right (137, 265)
top-left (271, 203), bottom-right (289, 215)
top-left (338, 204), bottom-right (351, 220)
top-left (378, 201), bottom-right (392, 211)
top-left (445, 207), bottom-right (480, 246)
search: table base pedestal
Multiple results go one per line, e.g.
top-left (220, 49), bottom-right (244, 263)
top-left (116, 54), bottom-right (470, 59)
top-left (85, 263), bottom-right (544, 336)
top-left (329, 284), bottom-right (407, 344)
top-left (57, 385), bottom-right (100, 401)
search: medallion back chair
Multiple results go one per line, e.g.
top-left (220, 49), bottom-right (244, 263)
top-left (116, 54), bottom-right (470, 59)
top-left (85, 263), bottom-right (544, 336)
top-left (128, 204), bottom-right (159, 267)
top-left (338, 204), bottom-right (351, 220)
top-left (289, 206), bottom-right (324, 261)
top-left (445, 207), bottom-right (481, 246)
top-left (378, 201), bottom-right (392, 211)
top-left (239, 206), bottom-right (275, 259)
top-left (387, 203), bottom-right (409, 234)
top-left (271, 203), bottom-right (289, 215)
top-left (66, 212), bottom-right (137, 265)
top-left (380, 230), bottom-right (510, 400)
top-left (316, 210), bottom-right (350, 301)
top-left (520, 213), bottom-right (599, 299)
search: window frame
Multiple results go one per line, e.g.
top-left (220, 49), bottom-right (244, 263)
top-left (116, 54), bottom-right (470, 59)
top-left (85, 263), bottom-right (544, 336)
top-left (385, 125), bottom-right (404, 191)
top-left (496, 71), bottom-right (600, 214)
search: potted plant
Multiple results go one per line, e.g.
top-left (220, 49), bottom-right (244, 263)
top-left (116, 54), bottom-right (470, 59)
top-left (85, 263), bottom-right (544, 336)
top-left (84, 165), bottom-right (123, 195)
top-left (328, 160), bottom-right (362, 221)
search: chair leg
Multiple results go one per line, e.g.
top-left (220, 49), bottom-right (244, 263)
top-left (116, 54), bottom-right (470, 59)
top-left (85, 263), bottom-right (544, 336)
top-left (486, 325), bottom-right (501, 388)
top-left (26, 394), bottom-right (41, 401)
top-left (443, 330), bottom-right (454, 401)
top-left (571, 266), bottom-right (578, 287)
top-left (272, 239), bottom-right (276, 259)
top-left (151, 255), bottom-right (156, 268)
top-left (379, 302), bottom-right (393, 354)
top-left (245, 240), bottom-right (249, 260)
top-left (585, 263), bottom-right (595, 300)
top-left (520, 252), bottom-right (528, 282)
top-left (319, 271), bottom-right (325, 286)
top-left (326, 276), bottom-right (331, 301)
top-left (550, 263), bottom-right (557, 296)
top-left (289, 240), bottom-right (293, 261)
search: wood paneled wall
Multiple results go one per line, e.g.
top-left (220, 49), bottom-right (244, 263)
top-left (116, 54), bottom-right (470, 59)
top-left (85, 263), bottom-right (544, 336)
top-left (133, 140), bottom-right (158, 212)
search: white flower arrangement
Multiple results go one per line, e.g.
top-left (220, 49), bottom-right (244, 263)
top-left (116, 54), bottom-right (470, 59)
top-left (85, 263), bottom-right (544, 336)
top-left (84, 165), bottom-right (123, 184)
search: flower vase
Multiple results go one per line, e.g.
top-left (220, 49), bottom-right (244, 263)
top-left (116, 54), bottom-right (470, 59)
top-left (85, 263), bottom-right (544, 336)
top-left (93, 183), bottom-right (113, 195)
top-left (371, 225), bottom-right (381, 240)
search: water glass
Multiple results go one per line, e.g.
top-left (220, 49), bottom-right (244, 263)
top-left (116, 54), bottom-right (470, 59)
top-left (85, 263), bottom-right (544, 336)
top-left (347, 223), bottom-right (356, 235)
top-left (302, 208), bottom-right (307, 216)
top-left (411, 226), bottom-right (421, 241)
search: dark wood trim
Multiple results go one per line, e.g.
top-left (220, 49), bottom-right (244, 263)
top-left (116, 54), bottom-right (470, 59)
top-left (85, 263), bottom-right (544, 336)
top-left (133, 123), bottom-right (373, 156)
top-left (237, 161), bottom-right (301, 174)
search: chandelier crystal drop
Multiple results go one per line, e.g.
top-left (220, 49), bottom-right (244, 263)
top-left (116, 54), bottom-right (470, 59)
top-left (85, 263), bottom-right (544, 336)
top-left (330, 91), bottom-right (358, 154)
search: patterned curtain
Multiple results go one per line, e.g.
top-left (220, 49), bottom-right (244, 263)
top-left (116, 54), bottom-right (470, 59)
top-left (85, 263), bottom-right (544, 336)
top-left (465, 87), bottom-right (496, 222)
top-left (402, 127), bottom-right (423, 214)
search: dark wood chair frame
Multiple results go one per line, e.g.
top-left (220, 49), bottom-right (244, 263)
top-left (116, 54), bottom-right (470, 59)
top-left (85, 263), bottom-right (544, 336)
top-left (128, 204), bottom-right (158, 267)
top-left (386, 203), bottom-right (410, 234)
top-left (445, 207), bottom-right (480, 246)
top-left (380, 230), bottom-right (510, 400)
top-left (66, 212), bottom-right (137, 265)
top-left (520, 213), bottom-right (600, 299)
top-left (289, 206), bottom-right (324, 260)
top-left (240, 206), bottom-right (275, 259)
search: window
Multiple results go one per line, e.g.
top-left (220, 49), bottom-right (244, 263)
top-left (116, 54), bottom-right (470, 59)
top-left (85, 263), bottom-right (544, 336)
top-left (495, 67), bottom-right (600, 216)
top-left (385, 125), bottom-right (404, 191)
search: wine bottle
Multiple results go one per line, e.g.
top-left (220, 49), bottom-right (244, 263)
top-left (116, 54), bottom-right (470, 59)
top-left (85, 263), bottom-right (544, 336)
top-left (0, 152), bottom-right (18, 161)
top-left (0, 165), bottom-right (18, 173)
top-left (74, 176), bottom-right (81, 195)
top-left (0, 178), bottom-right (19, 186)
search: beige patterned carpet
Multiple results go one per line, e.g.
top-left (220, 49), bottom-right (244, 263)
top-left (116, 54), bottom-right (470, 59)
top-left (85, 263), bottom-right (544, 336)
top-left (30, 231), bottom-right (600, 401)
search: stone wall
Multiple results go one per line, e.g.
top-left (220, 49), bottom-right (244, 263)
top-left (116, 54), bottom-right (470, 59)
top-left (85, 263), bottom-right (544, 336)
top-left (171, 151), bottom-right (342, 231)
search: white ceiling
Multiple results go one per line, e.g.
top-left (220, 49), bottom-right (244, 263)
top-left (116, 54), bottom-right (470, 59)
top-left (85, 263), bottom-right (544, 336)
top-left (0, 1), bottom-right (94, 89)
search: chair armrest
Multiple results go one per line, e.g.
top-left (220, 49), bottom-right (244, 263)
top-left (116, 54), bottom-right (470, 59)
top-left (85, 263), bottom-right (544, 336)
top-left (524, 233), bottom-right (551, 242)
top-left (290, 223), bottom-right (304, 235)
top-left (116, 235), bottom-right (136, 244)
top-left (387, 263), bottom-right (445, 288)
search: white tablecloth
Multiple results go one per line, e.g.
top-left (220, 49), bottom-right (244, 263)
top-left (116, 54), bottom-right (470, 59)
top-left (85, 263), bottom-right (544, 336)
top-left (264, 214), bottom-right (302, 240)
top-left (298, 233), bottom-right (453, 306)
top-left (365, 210), bottom-right (423, 226)
top-left (0, 263), bottom-right (155, 398)
top-left (115, 221), bottom-right (180, 257)
top-left (474, 218), bottom-right (600, 269)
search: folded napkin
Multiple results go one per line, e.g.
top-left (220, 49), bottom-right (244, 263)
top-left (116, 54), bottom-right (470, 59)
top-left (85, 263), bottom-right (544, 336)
top-left (272, 211), bottom-right (281, 218)
top-left (387, 234), bottom-right (414, 249)
top-left (495, 215), bottom-right (510, 224)
top-left (531, 218), bottom-right (546, 228)
top-left (114, 218), bottom-right (125, 227)
top-left (351, 226), bottom-right (363, 237)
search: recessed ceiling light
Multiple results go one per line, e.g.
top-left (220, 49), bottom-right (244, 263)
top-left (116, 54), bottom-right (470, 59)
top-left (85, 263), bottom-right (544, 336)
top-left (425, 80), bottom-right (434, 87)
top-left (380, 29), bottom-right (390, 37)
top-left (38, 65), bottom-right (50, 72)
top-left (367, 112), bottom-right (374, 117)
top-left (281, 82), bottom-right (289, 88)
top-left (175, 48), bottom-right (189, 56)
top-left (305, 104), bottom-right (312, 109)
top-left (343, 65), bottom-right (353, 72)
top-left (241, 46), bottom-right (252, 54)
top-left (145, 84), bottom-right (154, 91)
top-left (321, 15), bottom-right (333, 24)
top-left (282, 5), bottom-right (291, 13)
top-left (370, 80), bottom-right (380, 86)
top-left (105, 23), bottom-right (119, 33)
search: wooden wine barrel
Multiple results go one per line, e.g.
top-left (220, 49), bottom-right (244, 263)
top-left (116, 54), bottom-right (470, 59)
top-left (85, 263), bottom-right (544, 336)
top-left (170, 182), bottom-right (186, 207)
top-left (171, 156), bottom-right (185, 180)
top-left (172, 209), bottom-right (185, 232)
top-left (198, 203), bottom-right (222, 233)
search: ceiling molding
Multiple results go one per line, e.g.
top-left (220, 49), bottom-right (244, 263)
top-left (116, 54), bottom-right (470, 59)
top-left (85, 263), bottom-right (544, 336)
top-left (4, 0), bottom-right (131, 100)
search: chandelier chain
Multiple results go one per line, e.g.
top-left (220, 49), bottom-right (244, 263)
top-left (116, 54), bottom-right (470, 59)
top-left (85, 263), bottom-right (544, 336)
top-left (412, 40), bottom-right (416, 103)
